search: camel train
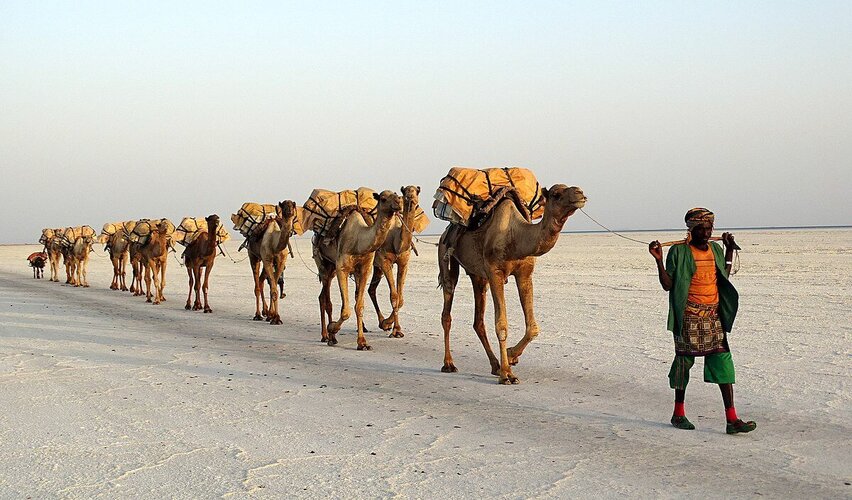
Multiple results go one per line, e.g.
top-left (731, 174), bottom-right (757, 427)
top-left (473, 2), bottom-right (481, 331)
top-left (34, 167), bottom-right (585, 383)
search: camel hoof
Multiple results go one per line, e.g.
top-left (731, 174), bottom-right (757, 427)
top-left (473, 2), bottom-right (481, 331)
top-left (161, 297), bottom-right (167, 302)
top-left (326, 337), bottom-right (338, 346)
top-left (185, 304), bottom-right (191, 310)
top-left (146, 298), bottom-right (152, 303)
top-left (499, 375), bottom-right (520, 385)
top-left (357, 344), bottom-right (372, 351)
top-left (328, 323), bottom-right (341, 334)
top-left (121, 287), bottom-right (128, 291)
top-left (388, 331), bottom-right (404, 338)
top-left (379, 318), bottom-right (394, 331)
top-left (193, 304), bottom-right (202, 311)
top-left (251, 314), bottom-right (262, 321)
top-left (270, 318), bottom-right (283, 326)
top-left (441, 364), bottom-right (458, 373)
top-left (204, 307), bottom-right (212, 313)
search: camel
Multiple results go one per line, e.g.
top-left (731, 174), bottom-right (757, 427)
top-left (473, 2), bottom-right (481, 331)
top-left (258, 201), bottom-right (298, 325)
top-left (106, 229), bottom-right (131, 291)
top-left (367, 185), bottom-right (422, 338)
top-left (313, 190), bottom-right (402, 350)
top-left (140, 221), bottom-right (171, 304)
top-left (183, 214), bottom-right (220, 313)
top-left (70, 234), bottom-right (95, 287)
top-left (439, 184), bottom-right (586, 384)
top-left (44, 229), bottom-right (64, 282)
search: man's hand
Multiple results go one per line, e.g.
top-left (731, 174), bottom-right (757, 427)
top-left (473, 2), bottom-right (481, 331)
top-left (722, 232), bottom-right (736, 248)
top-left (649, 241), bottom-right (663, 261)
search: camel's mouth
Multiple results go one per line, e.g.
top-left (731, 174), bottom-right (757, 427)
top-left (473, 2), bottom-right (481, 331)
top-left (567, 187), bottom-right (587, 208)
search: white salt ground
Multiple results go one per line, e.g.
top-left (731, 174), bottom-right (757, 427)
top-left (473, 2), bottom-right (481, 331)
top-left (0, 229), bottom-right (849, 498)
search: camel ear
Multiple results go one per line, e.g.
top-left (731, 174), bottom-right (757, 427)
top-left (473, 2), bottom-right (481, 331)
top-left (401, 186), bottom-right (405, 194)
top-left (373, 193), bottom-right (380, 201)
top-left (416, 186), bottom-right (421, 194)
top-left (541, 187), bottom-right (549, 199)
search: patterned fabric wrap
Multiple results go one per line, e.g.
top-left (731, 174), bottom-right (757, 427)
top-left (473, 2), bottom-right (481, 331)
top-left (684, 207), bottom-right (715, 230)
top-left (674, 300), bottom-right (728, 356)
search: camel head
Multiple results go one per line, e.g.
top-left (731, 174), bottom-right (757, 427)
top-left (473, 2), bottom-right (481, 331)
top-left (205, 214), bottom-right (220, 228)
top-left (373, 190), bottom-right (403, 217)
top-left (275, 200), bottom-right (298, 232)
top-left (155, 220), bottom-right (170, 235)
top-left (400, 185), bottom-right (421, 214)
top-left (542, 184), bottom-right (587, 224)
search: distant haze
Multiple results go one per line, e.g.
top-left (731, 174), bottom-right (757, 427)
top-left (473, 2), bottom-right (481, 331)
top-left (1, 1), bottom-right (850, 244)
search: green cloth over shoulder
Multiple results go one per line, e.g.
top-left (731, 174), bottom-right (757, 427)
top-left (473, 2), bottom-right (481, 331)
top-left (665, 242), bottom-right (738, 335)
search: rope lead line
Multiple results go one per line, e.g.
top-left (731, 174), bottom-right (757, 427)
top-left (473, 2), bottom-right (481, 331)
top-left (579, 208), bottom-right (649, 245)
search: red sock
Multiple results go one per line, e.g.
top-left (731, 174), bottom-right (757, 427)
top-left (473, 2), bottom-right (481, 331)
top-left (725, 406), bottom-right (738, 422)
top-left (674, 402), bottom-right (685, 417)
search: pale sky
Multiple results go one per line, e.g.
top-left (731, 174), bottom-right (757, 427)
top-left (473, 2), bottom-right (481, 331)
top-left (1, 1), bottom-right (850, 244)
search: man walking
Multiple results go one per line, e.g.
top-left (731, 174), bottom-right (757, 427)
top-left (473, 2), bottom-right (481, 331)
top-left (649, 208), bottom-right (756, 434)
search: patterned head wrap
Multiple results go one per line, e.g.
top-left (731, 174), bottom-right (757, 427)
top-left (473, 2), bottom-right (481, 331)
top-left (684, 207), bottom-right (714, 230)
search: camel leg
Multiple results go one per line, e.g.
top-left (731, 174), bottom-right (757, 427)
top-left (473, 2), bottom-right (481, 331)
top-left (396, 253), bottom-right (410, 311)
top-left (74, 260), bottom-right (82, 287)
top-left (328, 268), bottom-right (351, 335)
top-left (440, 257), bottom-right (460, 373)
top-left (508, 269), bottom-right (539, 365)
top-left (367, 265), bottom-right (387, 330)
top-left (319, 270), bottom-right (334, 344)
top-left (488, 272), bottom-right (518, 384)
top-left (158, 259), bottom-right (167, 302)
top-left (81, 257), bottom-right (89, 287)
top-left (144, 262), bottom-right (153, 302)
top-left (110, 257), bottom-right (119, 290)
top-left (471, 275), bottom-right (500, 374)
top-left (185, 264), bottom-right (194, 310)
top-left (202, 262), bottom-right (213, 313)
top-left (250, 257), bottom-right (265, 320)
top-left (354, 264), bottom-right (371, 351)
top-left (381, 260), bottom-right (403, 338)
top-left (119, 254), bottom-right (128, 291)
top-left (193, 265), bottom-right (204, 310)
top-left (266, 262), bottom-right (282, 325)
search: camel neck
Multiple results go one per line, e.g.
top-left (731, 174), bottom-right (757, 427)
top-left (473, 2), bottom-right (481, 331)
top-left (510, 204), bottom-right (567, 259)
top-left (275, 219), bottom-right (292, 253)
top-left (365, 211), bottom-right (396, 253)
top-left (399, 205), bottom-right (417, 252)
top-left (206, 222), bottom-right (218, 257)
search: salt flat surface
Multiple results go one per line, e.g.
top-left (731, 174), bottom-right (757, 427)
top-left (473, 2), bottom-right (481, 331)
top-left (0, 229), bottom-right (849, 498)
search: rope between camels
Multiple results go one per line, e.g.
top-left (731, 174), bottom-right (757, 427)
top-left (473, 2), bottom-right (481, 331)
top-left (221, 243), bottom-right (249, 264)
top-left (397, 216), bottom-right (439, 248)
top-left (292, 238), bottom-right (322, 280)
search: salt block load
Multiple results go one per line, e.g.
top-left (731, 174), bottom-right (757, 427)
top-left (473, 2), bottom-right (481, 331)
top-left (299, 187), bottom-right (378, 236)
top-left (174, 217), bottom-right (231, 246)
top-left (98, 221), bottom-right (132, 244)
top-left (128, 218), bottom-right (175, 246)
top-left (38, 228), bottom-right (57, 246)
top-left (59, 226), bottom-right (96, 248)
top-left (231, 203), bottom-right (304, 239)
top-left (432, 167), bottom-right (545, 226)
